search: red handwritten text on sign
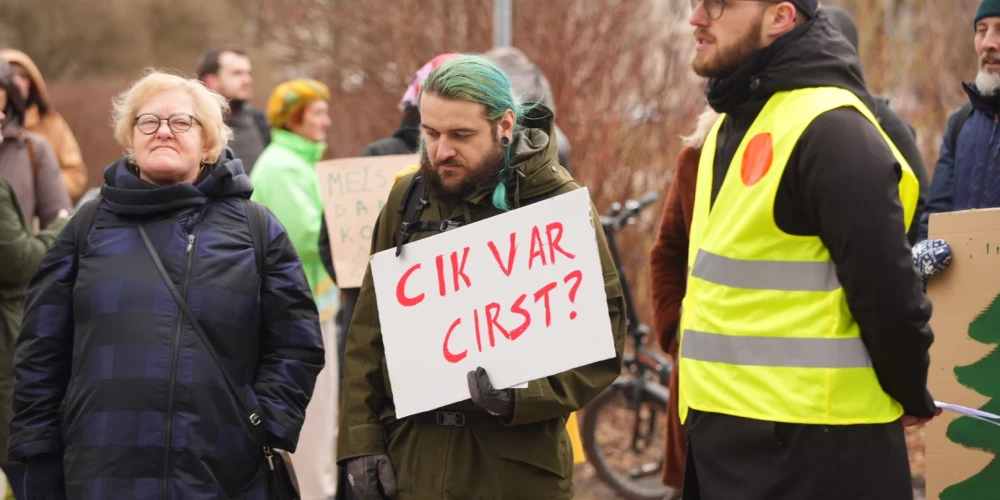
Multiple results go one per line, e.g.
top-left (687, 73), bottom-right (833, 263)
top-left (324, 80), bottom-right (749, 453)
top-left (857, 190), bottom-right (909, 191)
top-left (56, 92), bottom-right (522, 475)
top-left (370, 187), bottom-right (615, 420)
top-left (393, 222), bottom-right (586, 363)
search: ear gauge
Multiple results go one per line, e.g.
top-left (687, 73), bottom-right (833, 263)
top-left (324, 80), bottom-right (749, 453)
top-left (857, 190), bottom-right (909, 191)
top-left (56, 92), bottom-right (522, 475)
top-left (501, 136), bottom-right (511, 147)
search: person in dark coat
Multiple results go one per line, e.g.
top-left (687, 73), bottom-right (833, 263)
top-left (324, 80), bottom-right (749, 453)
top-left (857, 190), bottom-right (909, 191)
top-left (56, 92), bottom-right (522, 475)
top-left (0, 104), bottom-right (70, 500)
top-left (919, 1), bottom-right (1000, 241)
top-left (8, 70), bottom-right (325, 499)
top-left (824, 6), bottom-right (929, 244)
top-left (338, 55), bottom-right (624, 500)
top-left (197, 48), bottom-right (271, 175)
top-left (0, 58), bottom-right (71, 233)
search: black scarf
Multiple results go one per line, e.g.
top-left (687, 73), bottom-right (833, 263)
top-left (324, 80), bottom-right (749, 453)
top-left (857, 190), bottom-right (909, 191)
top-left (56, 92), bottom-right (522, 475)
top-left (705, 18), bottom-right (814, 114)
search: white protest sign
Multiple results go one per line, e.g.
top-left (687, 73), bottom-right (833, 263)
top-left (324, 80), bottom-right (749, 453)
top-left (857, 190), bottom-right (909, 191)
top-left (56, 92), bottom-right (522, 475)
top-left (317, 155), bottom-right (418, 289)
top-left (370, 188), bottom-right (616, 418)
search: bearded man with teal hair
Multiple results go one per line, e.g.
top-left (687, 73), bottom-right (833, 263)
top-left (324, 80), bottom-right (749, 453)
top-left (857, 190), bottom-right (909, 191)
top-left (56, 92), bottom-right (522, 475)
top-left (337, 54), bottom-right (626, 499)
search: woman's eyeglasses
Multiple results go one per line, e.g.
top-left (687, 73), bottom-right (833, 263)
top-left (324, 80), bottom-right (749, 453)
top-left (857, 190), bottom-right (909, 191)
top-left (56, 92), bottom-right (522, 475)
top-left (134, 113), bottom-right (201, 135)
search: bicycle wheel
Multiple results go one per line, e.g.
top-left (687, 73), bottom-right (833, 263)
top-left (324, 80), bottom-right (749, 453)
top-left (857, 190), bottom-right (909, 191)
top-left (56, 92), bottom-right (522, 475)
top-left (580, 377), bottom-right (673, 500)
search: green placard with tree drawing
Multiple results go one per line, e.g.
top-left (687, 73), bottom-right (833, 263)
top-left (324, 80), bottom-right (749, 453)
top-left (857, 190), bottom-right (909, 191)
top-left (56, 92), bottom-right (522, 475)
top-left (939, 294), bottom-right (1000, 499)
top-left (926, 208), bottom-right (1000, 500)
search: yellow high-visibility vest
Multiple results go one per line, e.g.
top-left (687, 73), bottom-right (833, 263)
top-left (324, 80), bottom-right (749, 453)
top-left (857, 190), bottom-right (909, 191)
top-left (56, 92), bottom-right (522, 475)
top-left (678, 87), bottom-right (919, 425)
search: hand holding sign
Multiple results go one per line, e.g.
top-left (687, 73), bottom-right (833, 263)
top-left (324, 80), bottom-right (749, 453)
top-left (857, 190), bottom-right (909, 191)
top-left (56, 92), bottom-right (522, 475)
top-left (467, 367), bottom-right (515, 417)
top-left (370, 188), bottom-right (616, 418)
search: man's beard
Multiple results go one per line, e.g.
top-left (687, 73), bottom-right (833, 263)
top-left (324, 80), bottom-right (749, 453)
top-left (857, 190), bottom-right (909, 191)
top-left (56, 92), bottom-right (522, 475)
top-left (692, 16), bottom-right (764, 78)
top-left (977, 50), bottom-right (1000, 96)
top-left (420, 141), bottom-right (506, 203)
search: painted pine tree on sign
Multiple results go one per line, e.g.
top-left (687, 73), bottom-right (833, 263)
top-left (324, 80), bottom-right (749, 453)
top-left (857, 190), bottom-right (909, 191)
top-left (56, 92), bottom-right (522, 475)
top-left (940, 292), bottom-right (1000, 499)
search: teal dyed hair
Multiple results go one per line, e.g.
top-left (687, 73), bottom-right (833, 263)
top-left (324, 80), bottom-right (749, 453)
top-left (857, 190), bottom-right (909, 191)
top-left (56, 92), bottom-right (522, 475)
top-left (419, 54), bottom-right (536, 211)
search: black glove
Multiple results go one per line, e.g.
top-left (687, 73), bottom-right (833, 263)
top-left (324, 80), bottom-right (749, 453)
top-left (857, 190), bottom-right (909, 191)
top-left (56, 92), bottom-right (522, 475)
top-left (346, 454), bottom-right (397, 500)
top-left (467, 366), bottom-right (515, 417)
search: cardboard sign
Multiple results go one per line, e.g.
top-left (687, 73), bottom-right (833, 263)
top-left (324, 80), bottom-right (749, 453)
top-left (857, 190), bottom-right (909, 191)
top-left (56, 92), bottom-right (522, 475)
top-left (369, 188), bottom-right (616, 419)
top-left (317, 154), bottom-right (419, 289)
top-left (926, 208), bottom-right (1000, 499)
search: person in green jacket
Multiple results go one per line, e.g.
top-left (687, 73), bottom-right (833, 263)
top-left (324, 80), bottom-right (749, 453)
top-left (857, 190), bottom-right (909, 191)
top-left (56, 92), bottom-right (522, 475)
top-left (249, 78), bottom-right (339, 500)
top-left (338, 55), bottom-right (627, 500)
top-left (0, 161), bottom-right (69, 499)
top-left (250, 78), bottom-right (337, 319)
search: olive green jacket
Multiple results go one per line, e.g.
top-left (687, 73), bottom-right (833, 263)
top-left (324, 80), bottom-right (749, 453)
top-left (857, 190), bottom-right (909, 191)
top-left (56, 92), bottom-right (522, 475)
top-left (0, 177), bottom-right (67, 464)
top-left (337, 110), bottom-right (627, 499)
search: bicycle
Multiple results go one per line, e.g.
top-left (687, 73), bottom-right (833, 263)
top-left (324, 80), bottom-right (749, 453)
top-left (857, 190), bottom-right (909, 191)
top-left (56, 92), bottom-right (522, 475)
top-left (580, 191), bottom-right (675, 500)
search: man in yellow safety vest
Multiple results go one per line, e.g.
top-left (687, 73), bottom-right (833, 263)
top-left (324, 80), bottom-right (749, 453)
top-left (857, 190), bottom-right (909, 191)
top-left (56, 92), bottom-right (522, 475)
top-left (679, 1), bottom-right (940, 499)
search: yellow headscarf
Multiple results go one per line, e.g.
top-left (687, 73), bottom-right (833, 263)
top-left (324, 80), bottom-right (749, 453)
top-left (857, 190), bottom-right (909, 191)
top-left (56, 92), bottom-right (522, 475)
top-left (266, 78), bottom-right (331, 129)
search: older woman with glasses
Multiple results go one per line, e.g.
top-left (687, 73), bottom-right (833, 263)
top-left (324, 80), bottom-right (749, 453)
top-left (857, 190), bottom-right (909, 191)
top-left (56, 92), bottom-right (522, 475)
top-left (7, 70), bottom-right (325, 499)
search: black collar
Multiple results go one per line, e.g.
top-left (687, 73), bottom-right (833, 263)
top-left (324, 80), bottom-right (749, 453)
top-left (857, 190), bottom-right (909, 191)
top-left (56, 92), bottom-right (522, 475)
top-left (963, 82), bottom-right (1000, 118)
top-left (705, 19), bottom-right (814, 114)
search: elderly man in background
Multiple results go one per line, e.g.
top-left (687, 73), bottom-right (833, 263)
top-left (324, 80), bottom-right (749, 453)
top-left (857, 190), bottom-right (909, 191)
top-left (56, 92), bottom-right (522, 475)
top-left (915, 0), bottom-right (1000, 282)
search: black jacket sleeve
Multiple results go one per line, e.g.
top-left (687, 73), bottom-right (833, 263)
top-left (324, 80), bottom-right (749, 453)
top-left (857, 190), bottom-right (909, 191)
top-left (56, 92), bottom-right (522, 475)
top-left (252, 108), bottom-right (272, 146)
top-left (255, 210), bottom-right (325, 451)
top-left (876, 102), bottom-right (929, 246)
top-left (787, 107), bottom-right (936, 418)
top-left (318, 221), bottom-right (336, 284)
top-left (9, 212), bottom-right (79, 461)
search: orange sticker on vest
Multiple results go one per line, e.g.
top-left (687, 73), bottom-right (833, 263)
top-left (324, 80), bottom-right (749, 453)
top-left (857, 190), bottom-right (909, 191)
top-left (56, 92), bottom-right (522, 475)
top-left (741, 133), bottom-right (773, 187)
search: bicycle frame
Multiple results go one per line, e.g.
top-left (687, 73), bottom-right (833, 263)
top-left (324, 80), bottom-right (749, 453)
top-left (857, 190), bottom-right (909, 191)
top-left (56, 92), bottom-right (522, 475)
top-left (599, 193), bottom-right (672, 456)
top-left (600, 194), bottom-right (672, 387)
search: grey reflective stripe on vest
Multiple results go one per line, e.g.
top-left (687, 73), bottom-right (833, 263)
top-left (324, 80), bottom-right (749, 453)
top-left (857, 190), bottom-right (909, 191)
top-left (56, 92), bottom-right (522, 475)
top-left (691, 249), bottom-right (841, 292)
top-left (682, 330), bottom-right (872, 368)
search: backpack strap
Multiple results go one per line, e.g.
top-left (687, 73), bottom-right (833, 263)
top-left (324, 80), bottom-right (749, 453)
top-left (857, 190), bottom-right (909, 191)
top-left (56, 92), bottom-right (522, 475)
top-left (243, 199), bottom-right (269, 277)
top-left (394, 174), bottom-right (467, 257)
top-left (949, 103), bottom-right (975, 154)
top-left (396, 173), bottom-right (425, 220)
top-left (73, 198), bottom-right (103, 256)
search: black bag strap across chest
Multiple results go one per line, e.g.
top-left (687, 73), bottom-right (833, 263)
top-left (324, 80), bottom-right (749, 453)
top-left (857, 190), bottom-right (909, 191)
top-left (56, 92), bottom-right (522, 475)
top-left (395, 174), bottom-right (462, 256)
top-left (948, 102), bottom-right (975, 155)
top-left (394, 174), bottom-right (553, 257)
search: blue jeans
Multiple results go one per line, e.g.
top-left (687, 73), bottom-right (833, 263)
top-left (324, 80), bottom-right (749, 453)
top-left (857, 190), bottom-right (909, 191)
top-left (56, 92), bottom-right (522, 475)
top-left (1, 463), bottom-right (26, 500)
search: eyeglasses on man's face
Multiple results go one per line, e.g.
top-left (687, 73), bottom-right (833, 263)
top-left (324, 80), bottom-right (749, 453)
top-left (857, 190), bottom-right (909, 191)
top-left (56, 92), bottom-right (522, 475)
top-left (134, 113), bottom-right (201, 135)
top-left (690, 0), bottom-right (781, 21)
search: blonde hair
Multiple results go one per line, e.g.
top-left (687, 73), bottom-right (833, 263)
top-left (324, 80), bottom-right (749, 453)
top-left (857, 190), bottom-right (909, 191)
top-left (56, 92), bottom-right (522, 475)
top-left (681, 105), bottom-right (721, 149)
top-left (111, 69), bottom-right (233, 164)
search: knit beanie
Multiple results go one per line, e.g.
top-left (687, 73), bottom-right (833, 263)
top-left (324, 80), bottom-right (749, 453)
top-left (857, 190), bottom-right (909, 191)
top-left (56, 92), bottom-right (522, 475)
top-left (975, 0), bottom-right (1000, 29)
top-left (823, 6), bottom-right (859, 52)
top-left (266, 78), bottom-right (330, 130)
top-left (790, 0), bottom-right (818, 19)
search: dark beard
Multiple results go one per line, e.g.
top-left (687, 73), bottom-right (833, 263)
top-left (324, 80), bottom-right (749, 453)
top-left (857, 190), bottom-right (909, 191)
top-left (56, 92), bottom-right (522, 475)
top-left (692, 17), bottom-right (764, 78)
top-left (419, 142), bottom-right (505, 204)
